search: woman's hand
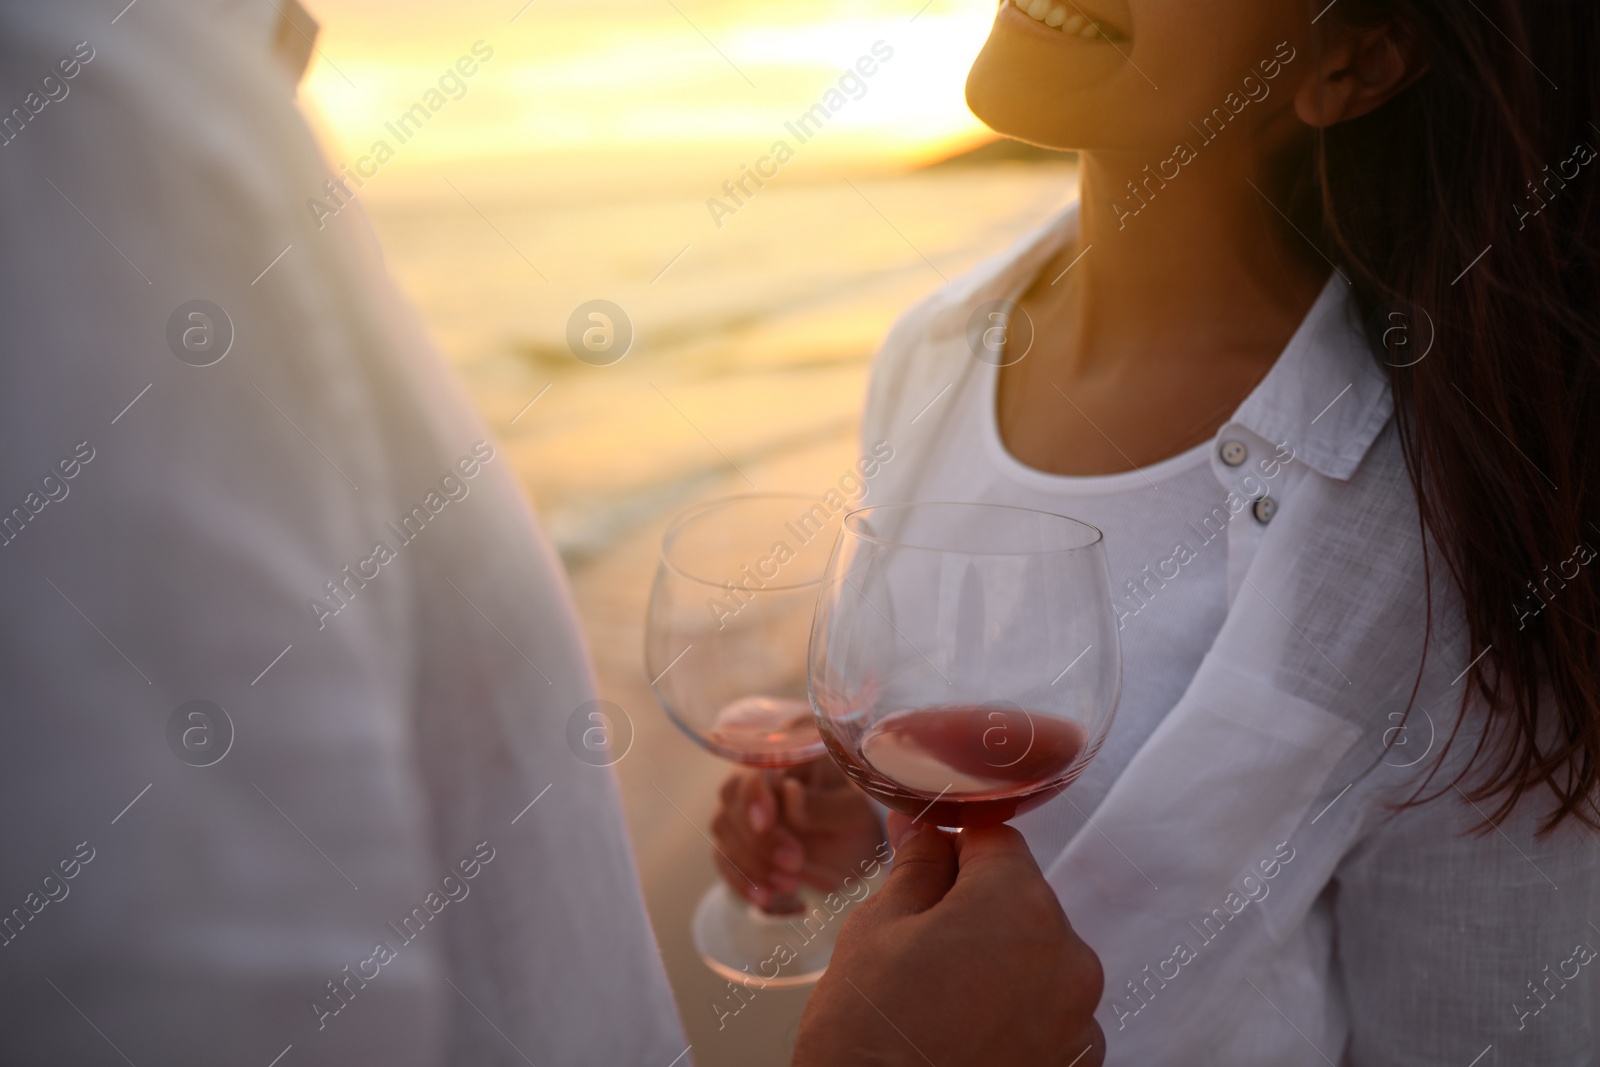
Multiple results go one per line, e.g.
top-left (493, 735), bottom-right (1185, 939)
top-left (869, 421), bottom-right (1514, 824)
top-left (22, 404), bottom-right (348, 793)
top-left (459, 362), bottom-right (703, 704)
top-left (709, 757), bottom-right (886, 908)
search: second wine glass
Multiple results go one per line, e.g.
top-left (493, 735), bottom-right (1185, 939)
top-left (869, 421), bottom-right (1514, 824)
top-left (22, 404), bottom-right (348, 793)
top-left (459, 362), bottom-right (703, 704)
top-left (646, 492), bottom-right (846, 987)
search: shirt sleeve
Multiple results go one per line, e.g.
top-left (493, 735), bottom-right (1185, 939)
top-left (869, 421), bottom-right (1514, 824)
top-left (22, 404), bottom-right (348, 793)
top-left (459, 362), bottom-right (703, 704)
top-left (1333, 787), bottom-right (1600, 1065)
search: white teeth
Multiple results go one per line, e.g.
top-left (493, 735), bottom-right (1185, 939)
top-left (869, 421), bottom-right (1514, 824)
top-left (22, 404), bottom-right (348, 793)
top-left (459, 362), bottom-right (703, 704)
top-left (1015, 0), bottom-right (1121, 38)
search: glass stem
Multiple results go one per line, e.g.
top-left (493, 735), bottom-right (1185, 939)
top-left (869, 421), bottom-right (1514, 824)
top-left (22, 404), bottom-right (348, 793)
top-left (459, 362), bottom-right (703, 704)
top-left (760, 766), bottom-right (807, 915)
top-left (759, 892), bottom-right (808, 917)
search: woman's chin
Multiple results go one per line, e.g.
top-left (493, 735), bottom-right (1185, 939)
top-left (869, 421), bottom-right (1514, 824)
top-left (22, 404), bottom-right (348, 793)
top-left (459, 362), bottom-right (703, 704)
top-left (965, 61), bottom-right (1086, 152)
top-left (965, 32), bottom-right (1123, 150)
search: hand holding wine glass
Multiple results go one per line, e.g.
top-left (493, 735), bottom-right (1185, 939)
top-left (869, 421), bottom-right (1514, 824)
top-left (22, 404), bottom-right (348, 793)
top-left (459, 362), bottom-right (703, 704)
top-left (710, 756), bottom-right (885, 908)
top-left (791, 815), bottom-right (1106, 1067)
top-left (646, 492), bottom-right (859, 986)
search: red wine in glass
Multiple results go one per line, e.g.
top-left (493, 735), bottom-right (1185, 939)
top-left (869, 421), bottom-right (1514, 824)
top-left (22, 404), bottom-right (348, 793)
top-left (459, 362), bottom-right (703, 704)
top-left (708, 696), bottom-right (822, 769)
top-left (824, 704), bottom-right (1096, 828)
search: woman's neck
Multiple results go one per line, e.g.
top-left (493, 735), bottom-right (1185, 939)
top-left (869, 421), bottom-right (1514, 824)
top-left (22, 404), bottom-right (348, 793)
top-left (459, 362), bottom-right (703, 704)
top-left (1056, 148), bottom-right (1330, 377)
top-left (993, 144), bottom-right (1333, 475)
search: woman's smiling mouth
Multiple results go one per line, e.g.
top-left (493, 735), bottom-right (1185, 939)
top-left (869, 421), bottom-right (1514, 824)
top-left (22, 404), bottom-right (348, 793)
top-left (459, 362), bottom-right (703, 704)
top-left (1004, 0), bottom-right (1131, 42)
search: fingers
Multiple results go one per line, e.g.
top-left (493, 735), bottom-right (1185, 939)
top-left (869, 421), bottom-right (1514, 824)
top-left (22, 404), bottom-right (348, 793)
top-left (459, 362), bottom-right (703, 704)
top-left (940, 826), bottom-right (1099, 1042)
top-left (712, 848), bottom-right (771, 908)
top-left (714, 764), bottom-right (887, 903)
top-left (724, 768), bottom-right (776, 834)
top-left (711, 770), bottom-right (803, 902)
top-left (780, 776), bottom-right (808, 829)
top-left (856, 821), bottom-right (957, 921)
top-left (945, 823), bottom-right (1072, 936)
top-left (885, 811), bottom-right (919, 849)
top-left (947, 823), bottom-right (1047, 893)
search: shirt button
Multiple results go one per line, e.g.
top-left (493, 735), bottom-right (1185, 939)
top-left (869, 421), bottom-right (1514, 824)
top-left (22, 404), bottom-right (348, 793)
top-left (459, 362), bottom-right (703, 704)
top-left (1220, 439), bottom-right (1248, 467)
top-left (1252, 496), bottom-right (1278, 525)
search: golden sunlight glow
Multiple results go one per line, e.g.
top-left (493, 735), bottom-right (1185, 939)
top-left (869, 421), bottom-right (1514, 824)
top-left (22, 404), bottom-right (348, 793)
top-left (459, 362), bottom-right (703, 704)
top-left (300, 0), bottom-right (998, 193)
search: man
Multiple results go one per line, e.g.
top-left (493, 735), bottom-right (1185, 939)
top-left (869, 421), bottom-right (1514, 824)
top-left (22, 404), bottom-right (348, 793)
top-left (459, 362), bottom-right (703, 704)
top-left (0, 1), bottom-right (1102, 1062)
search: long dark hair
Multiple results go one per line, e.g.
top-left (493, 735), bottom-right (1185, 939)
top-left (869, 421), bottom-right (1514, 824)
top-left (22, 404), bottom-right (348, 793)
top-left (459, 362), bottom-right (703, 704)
top-left (1299, 1), bottom-right (1599, 833)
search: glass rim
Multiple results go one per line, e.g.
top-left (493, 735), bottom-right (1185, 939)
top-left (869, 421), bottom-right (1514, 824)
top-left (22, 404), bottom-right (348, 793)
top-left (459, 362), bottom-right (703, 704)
top-left (659, 491), bottom-right (835, 592)
top-left (840, 501), bottom-right (1105, 556)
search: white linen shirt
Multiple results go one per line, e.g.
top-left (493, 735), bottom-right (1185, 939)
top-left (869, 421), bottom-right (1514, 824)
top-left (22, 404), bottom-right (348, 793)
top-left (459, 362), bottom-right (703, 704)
top-left (862, 202), bottom-right (1600, 1065)
top-left (0, 2), bottom-right (686, 1064)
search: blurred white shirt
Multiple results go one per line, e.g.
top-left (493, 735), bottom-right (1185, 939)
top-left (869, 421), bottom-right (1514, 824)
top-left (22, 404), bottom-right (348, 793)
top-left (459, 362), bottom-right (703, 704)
top-left (864, 201), bottom-right (1600, 1065)
top-left (0, 1), bottom-right (685, 1064)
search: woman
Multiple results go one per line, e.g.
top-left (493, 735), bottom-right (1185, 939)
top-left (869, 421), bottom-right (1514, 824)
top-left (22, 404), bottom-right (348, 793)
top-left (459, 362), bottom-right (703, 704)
top-left (713, 0), bottom-right (1600, 1061)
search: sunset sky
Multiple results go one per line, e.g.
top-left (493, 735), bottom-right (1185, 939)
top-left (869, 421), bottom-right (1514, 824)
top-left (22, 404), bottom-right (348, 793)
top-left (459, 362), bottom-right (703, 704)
top-left (299, 0), bottom-right (998, 197)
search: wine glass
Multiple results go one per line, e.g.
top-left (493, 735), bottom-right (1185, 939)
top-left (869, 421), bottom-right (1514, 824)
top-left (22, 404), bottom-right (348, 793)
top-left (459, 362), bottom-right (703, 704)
top-left (808, 502), bottom-right (1121, 830)
top-left (645, 492), bottom-right (846, 987)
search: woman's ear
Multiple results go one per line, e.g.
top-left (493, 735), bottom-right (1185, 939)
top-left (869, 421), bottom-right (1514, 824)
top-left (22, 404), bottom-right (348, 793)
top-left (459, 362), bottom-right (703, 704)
top-left (1293, 20), bottom-right (1427, 128)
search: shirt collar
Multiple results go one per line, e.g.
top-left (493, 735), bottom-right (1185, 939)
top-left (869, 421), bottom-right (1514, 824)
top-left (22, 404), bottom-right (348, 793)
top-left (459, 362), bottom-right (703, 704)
top-left (1226, 274), bottom-right (1393, 481)
top-left (925, 201), bottom-right (1393, 482)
